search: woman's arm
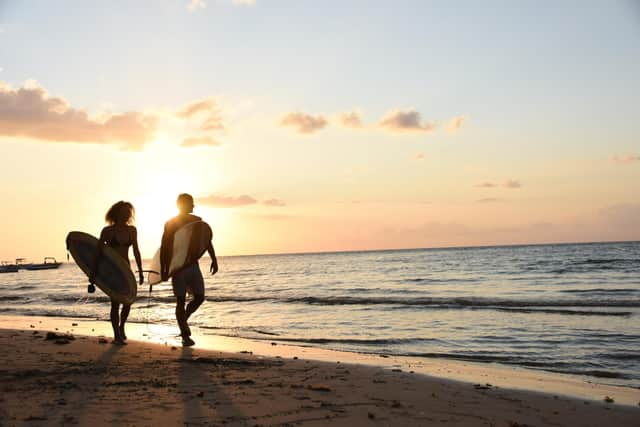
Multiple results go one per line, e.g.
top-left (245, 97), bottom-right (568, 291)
top-left (131, 226), bottom-right (144, 285)
top-left (89, 228), bottom-right (107, 283)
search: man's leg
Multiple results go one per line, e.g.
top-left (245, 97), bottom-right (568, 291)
top-left (175, 296), bottom-right (188, 337)
top-left (185, 294), bottom-right (204, 320)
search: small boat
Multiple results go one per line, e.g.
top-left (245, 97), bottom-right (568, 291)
top-left (0, 261), bottom-right (19, 273)
top-left (22, 257), bottom-right (62, 271)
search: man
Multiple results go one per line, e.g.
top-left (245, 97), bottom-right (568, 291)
top-left (161, 193), bottom-right (218, 346)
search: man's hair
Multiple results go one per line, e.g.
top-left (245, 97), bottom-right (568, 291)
top-left (177, 193), bottom-right (194, 213)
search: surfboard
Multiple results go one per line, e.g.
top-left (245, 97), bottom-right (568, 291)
top-left (66, 232), bottom-right (137, 304)
top-left (148, 220), bottom-right (213, 286)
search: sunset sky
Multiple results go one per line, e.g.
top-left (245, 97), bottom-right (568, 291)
top-left (1, 0), bottom-right (639, 260)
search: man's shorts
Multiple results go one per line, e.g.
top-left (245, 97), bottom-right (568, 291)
top-left (171, 263), bottom-right (205, 298)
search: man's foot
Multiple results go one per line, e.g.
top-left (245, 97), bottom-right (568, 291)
top-left (182, 336), bottom-right (195, 347)
top-left (112, 338), bottom-right (127, 346)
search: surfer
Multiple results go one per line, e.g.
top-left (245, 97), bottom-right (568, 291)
top-left (161, 193), bottom-right (218, 347)
top-left (91, 201), bottom-right (144, 345)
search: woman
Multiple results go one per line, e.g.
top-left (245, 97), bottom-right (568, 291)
top-left (92, 201), bottom-right (144, 345)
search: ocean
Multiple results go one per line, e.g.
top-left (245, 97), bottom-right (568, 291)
top-left (1, 241), bottom-right (639, 388)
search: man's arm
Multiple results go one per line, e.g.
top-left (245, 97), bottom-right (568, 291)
top-left (208, 241), bottom-right (218, 275)
top-left (160, 222), bottom-right (173, 281)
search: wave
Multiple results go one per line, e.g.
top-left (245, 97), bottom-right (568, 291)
top-left (560, 288), bottom-right (638, 293)
top-left (18, 294), bottom-right (640, 311)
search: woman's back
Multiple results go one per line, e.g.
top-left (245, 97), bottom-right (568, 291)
top-left (101, 224), bottom-right (135, 261)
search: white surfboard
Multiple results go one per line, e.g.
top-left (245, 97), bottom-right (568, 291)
top-left (148, 221), bottom-right (212, 286)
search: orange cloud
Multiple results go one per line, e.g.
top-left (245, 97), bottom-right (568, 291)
top-left (378, 109), bottom-right (436, 133)
top-left (181, 136), bottom-right (222, 148)
top-left (611, 154), bottom-right (640, 165)
top-left (414, 153), bottom-right (425, 161)
top-left (196, 194), bottom-right (257, 208)
top-left (477, 198), bottom-right (502, 203)
top-left (279, 112), bottom-right (328, 134)
top-left (176, 97), bottom-right (225, 132)
top-left (445, 115), bottom-right (465, 133)
top-left (339, 110), bottom-right (363, 128)
top-left (0, 81), bottom-right (156, 150)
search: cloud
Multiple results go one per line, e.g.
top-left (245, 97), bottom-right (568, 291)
top-left (176, 97), bottom-right (225, 132)
top-left (176, 98), bottom-right (216, 119)
top-left (445, 115), bottom-right (465, 133)
top-left (504, 179), bottom-right (522, 189)
top-left (279, 112), bottom-right (328, 134)
top-left (475, 182), bottom-right (497, 188)
top-left (0, 80), bottom-right (156, 150)
top-left (611, 154), bottom-right (640, 165)
top-left (414, 153), bottom-right (425, 161)
top-left (187, 0), bottom-right (206, 11)
top-left (378, 109), bottom-right (436, 133)
top-left (339, 110), bottom-right (363, 128)
top-left (476, 198), bottom-right (502, 203)
top-left (262, 198), bottom-right (286, 207)
top-left (181, 136), bottom-right (222, 148)
top-left (196, 194), bottom-right (257, 208)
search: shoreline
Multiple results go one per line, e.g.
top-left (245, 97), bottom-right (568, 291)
top-left (1, 314), bottom-right (639, 408)
top-left (2, 324), bottom-right (639, 426)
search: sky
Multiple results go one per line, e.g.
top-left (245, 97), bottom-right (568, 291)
top-left (0, 0), bottom-right (639, 260)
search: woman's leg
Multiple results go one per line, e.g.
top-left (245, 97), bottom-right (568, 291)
top-left (110, 301), bottom-right (120, 342)
top-left (119, 304), bottom-right (131, 340)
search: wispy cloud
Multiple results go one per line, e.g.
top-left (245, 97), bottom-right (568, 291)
top-left (196, 194), bottom-right (285, 208)
top-left (0, 80), bottom-right (156, 150)
top-left (339, 110), bottom-right (364, 129)
top-left (414, 153), bottom-right (425, 161)
top-left (176, 98), bottom-right (216, 119)
top-left (475, 182), bottom-right (497, 188)
top-left (176, 97), bottom-right (225, 132)
top-left (445, 115), bottom-right (465, 133)
top-left (187, 0), bottom-right (206, 11)
top-left (196, 194), bottom-right (257, 208)
top-left (232, 0), bottom-right (256, 6)
top-left (378, 109), bottom-right (436, 133)
top-left (504, 179), bottom-right (522, 189)
top-left (181, 136), bottom-right (222, 148)
top-left (262, 198), bottom-right (286, 207)
top-left (611, 154), bottom-right (640, 165)
top-left (279, 112), bottom-right (328, 134)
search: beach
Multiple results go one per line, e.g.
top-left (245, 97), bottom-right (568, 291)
top-left (1, 316), bottom-right (639, 426)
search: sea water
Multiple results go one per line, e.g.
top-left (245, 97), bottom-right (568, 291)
top-left (1, 241), bottom-right (639, 387)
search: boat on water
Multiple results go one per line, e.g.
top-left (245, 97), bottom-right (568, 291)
top-left (21, 257), bottom-right (62, 271)
top-left (0, 261), bottom-right (19, 273)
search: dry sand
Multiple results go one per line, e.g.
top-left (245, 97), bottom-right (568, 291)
top-left (1, 320), bottom-right (639, 426)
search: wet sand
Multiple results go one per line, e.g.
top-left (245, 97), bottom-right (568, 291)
top-left (1, 319), bottom-right (639, 426)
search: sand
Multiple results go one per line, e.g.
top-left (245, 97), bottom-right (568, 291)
top-left (1, 318), bottom-right (639, 426)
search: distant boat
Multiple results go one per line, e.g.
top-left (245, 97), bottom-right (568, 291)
top-left (21, 257), bottom-right (62, 271)
top-left (0, 261), bottom-right (19, 273)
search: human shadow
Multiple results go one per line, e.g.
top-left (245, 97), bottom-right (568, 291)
top-left (178, 347), bottom-right (248, 425)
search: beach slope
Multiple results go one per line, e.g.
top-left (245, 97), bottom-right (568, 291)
top-left (1, 328), bottom-right (639, 426)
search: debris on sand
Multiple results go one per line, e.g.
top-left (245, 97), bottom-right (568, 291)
top-left (45, 332), bottom-right (74, 342)
top-left (307, 384), bottom-right (331, 392)
top-left (604, 396), bottom-right (615, 403)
